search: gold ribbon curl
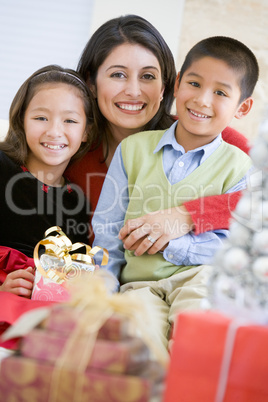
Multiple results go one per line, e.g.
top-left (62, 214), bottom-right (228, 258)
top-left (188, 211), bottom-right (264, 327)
top-left (33, 226), bottom-right (108, 284)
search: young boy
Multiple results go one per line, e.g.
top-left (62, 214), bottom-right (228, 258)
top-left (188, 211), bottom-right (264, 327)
top-left (92, 36), bottom-right (259, 353)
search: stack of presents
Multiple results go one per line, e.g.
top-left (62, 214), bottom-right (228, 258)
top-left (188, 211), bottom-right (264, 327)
top-left (0, 305), bottom-right (165, 401)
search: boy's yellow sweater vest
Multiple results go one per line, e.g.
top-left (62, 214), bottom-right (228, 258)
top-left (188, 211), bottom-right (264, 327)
top-left (120, 130), bottom-right (252, 283)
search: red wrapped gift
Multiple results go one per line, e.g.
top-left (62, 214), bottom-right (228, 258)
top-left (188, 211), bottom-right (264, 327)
top-left (164, 311), bottom-right (268, 402)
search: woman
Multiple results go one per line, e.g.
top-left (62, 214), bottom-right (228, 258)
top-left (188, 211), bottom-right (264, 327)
top-left (66, 14), bottom-right (176, 214)
top-left (66, 14), bottom-right (249, 250)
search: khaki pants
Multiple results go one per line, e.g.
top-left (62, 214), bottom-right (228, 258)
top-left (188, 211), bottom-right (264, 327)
top-left (120, 265), bottom-right (213, 355)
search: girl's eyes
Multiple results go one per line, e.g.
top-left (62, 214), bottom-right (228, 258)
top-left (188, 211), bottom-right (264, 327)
top-left (34, 116), bottom-right (47, 121)
top-left (65, 119), bottom-right (77, 124)
top-left (33, 117), bottom-right (77, 123)
top-left (189, 81), bottom-right (200, 87)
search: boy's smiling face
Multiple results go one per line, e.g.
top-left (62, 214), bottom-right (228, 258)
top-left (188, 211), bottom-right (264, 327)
top-left (174, 56), bottom-right (252, 151)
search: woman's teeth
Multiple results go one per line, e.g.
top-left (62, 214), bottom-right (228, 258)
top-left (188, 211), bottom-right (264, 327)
top-left (117, 104), bottom-right (144, 111)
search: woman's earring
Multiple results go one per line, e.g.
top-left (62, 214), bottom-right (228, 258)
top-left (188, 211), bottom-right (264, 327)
top-left (160, 96), bottom-right (163, 102)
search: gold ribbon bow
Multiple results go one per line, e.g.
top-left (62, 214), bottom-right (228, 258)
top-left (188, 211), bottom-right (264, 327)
top-left (33, 226), bottom-right (108, 284)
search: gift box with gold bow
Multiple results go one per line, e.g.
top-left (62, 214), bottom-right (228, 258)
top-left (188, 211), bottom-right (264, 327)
top-left (31, 226), bottom-right (108, 301)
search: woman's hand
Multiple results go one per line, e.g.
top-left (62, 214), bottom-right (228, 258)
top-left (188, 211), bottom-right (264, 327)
top-left (0, 266), bottom-right (35, 298)
top-left (118, 206), bottom-right (194, 256)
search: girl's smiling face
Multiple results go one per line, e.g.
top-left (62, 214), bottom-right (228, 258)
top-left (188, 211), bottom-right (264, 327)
top-left (24, 83), bottom-right (87, 181)
top-left (94, 43), bottom-right (165, 140)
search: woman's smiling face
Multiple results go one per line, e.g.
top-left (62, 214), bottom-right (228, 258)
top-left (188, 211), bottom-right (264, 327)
top-left (94, 43), bottom-right (165, 138)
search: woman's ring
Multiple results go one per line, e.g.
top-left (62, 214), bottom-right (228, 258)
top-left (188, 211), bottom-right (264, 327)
top-left (147, 235), bottom-right (156, 244)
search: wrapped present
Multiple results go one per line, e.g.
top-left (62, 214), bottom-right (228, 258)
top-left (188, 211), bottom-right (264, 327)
top-left (32, 226), bottom-right (108, 301)
top-left (44, 305), bottom-right (130, 341)
top-left (21, 328), bottom-right (150, 374)
top-left (0, 355), bottom-right (164, 402)
top-left (31, 270), bottom-right (70, 302)
top-left (164, 311), bottom-right (268, 402)
top-left (0, 272), bottom-right (168, 401)
top-left (2, 272), bottom-right (169, 366)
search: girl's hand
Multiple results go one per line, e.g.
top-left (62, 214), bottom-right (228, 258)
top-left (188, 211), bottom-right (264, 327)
top-left (118, 206), bottom-right (194, 256)
top-left (0, 266), bottom-right (35, 298)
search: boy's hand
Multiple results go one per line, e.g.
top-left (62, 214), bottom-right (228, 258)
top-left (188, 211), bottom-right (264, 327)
top-left (118, 206), bottom-right (194, 256)
top-left (0, 266), bottom-right (35, 298)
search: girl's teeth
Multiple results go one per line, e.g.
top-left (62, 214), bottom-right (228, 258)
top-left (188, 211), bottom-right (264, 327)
top-left (118, 104), bottom-right (143, 111)
top-left (43, 143), bottom-right (65, 150)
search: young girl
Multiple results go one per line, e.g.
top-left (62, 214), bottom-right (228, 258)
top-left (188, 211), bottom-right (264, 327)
top-left (0, 65), bottom-right (95, 298)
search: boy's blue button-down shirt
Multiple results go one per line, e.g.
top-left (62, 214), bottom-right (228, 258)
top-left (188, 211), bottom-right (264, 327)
top-left (92, 122), bottom-right (248, 278)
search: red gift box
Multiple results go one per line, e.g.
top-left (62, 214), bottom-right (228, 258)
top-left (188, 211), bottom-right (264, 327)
top-left (164, 311), bottom-right (268, 402)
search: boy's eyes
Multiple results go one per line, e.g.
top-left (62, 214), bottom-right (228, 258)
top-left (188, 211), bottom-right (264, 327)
top-left (188, 82), bottom-right (227, 97)
top-left (215, 90), bottom-right (227, 97)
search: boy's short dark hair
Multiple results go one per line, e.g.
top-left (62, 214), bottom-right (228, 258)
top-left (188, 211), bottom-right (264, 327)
top-left (179, 36), bottom-right (259, 103)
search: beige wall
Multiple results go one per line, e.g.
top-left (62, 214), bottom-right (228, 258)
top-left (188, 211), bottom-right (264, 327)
top-left (89, 0), bottom-right (185, 64)
top-left (177, 0), bottom-right (268, 144)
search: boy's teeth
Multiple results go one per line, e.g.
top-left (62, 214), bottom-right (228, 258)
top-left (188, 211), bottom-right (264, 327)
top-left (118, 104), bottom-right (143, 111)
top-left (190, 110), bottom-right (209, 118)
top-left (43, 143), bottom-right (65, 150)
